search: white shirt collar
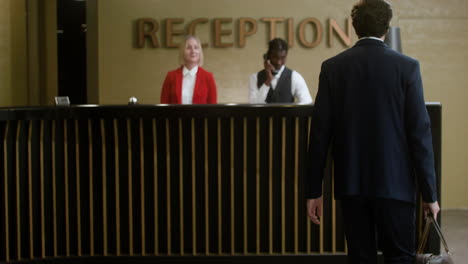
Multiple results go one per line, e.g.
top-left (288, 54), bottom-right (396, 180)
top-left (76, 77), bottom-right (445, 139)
top-left (274, 65), bottom-right (285, 77)
top-left (183, 65), bottom-right (198, 77)
top-left (359, 36), bottom-right (384, 42)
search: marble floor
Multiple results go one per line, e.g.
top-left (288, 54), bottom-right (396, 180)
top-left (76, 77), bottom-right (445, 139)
top-left (440, 209), bottom-right (468, 263)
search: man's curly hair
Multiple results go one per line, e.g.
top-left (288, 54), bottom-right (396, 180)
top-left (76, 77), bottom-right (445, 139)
top-left (351, 0), bottom-right (392, 38)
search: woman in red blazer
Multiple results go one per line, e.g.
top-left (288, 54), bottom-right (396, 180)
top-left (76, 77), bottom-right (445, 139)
top-left (160, 36), bottom-right (217, 104)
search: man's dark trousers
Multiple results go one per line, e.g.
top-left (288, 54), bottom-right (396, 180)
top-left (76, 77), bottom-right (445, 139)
top-left (341, 196), bottom-right (416, 264)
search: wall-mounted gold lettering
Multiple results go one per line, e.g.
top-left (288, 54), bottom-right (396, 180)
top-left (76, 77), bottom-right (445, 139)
top-left (239, 18), bottom-right (257, 48)
top-left (188, 18), bottom-right (209, 48)
top-left (261, 17), bottom-right (285, 41)
top-left (137, 18), bottom-right (159, 48)
top-left (214, 18), bottom-right (234, 48)
top-left (329, 18), bottom-right (352, 47)
top-left (165, 18), bottom-right (184, 48)
top-left (135, 17), bottom-right (353, 49)
top-left (298, 18), bottom-right (323, 48)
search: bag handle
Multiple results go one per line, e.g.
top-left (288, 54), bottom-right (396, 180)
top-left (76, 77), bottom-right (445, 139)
top-left (417, 215), bottom-right (431, 254)
top-left (417, 214), bottom-right (451, 255)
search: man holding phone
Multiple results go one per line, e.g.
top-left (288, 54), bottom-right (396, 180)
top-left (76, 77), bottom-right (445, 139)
top-left (248, 38), bottom-right (312, 104)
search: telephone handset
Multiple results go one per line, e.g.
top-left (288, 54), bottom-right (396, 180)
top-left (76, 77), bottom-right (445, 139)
top-left (264, 53), bottom-right (279, 75)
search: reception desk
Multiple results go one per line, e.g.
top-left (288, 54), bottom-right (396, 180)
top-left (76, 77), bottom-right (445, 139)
top-left (0, 104), bottom-right (441, 264)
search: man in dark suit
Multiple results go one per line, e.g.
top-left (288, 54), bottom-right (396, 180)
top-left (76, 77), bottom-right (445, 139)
top-left (306, 0), bottom-right (440, 263)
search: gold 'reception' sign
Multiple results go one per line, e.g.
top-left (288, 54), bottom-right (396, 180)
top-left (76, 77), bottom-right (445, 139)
top-left (136, 17), bottom-right (353, 49)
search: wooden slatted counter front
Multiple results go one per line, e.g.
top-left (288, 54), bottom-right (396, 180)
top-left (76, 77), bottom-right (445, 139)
top-left (0, 104), bottom-right (442, 264)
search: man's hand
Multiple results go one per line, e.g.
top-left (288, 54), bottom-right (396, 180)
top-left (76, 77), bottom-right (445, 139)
top-left (307, 197), bottom-right (323, 225)
top-left (263, 59), bottom-right (274, 86)
top-left (423, 201), bottom-right (440, 220)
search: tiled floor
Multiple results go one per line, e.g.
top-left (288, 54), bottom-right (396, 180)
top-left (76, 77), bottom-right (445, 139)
top-left (441, 209), bottom-right (468, 263)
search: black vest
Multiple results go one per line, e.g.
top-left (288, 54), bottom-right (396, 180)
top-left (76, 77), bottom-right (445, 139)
top-left (257, 67), bottom-right (294, 103)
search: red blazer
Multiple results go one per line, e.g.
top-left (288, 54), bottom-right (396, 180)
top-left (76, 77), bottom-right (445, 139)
top-left (160, 66), bottom-right (217, 104)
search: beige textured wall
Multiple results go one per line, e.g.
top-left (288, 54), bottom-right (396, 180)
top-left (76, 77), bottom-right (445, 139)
top-left (97, 0), bottom-right (355, 104)
top-left (96, 0), bottom-right (468, 208)
top-left (0, 0), bottom-right (28, 107)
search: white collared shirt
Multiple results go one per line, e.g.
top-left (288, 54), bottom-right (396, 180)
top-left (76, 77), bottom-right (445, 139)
top-left (248, 65), bottom-right (313, 104)
top-left (182, 65), bottom-right (198, 104)
top-left (359, 36), bottom-right (384, 42)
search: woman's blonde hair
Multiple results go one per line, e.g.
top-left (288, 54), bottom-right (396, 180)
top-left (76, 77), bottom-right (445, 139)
top-left (179, 35), bottom-right (204, 66)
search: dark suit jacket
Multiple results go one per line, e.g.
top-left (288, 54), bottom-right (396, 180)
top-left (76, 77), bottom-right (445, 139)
top-left (308, 38), bottom-right (437, 203)
top-left (160, 66), bottom-right (217, 104)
